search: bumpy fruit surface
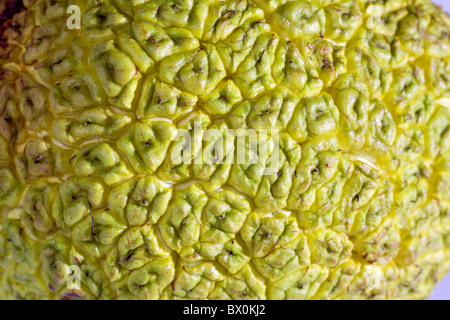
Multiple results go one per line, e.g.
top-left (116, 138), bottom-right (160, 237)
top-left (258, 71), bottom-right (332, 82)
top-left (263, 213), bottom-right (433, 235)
top-left (0, 0), bottom-right (449, 300)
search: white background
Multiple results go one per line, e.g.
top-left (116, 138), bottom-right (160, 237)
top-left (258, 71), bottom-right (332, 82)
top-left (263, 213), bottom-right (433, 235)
top-left (433, 0), bottom-right (450, 13)
top-left (428, 0), bottom-right (449, 300)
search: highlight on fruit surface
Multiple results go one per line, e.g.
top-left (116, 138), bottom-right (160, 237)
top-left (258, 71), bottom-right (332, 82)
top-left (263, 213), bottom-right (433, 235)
top-left (0, 0), bottom-right (449, 300)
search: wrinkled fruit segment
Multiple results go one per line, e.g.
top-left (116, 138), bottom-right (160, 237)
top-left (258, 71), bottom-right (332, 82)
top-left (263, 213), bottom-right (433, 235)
top-left (0, 0), bottom-right (450, 300)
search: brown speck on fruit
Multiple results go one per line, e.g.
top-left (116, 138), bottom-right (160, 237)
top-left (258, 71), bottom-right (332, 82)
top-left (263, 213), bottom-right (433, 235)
top-left (257, 50), bottom-right (265, 63)
top-left (88, 201), bottom-right (96, 237)
top-left (34, 154), bottom-right (44, 163)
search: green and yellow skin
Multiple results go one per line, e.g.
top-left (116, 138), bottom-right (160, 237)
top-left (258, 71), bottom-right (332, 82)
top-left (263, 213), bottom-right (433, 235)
top-left (0, 0), bottom-right (449, 300)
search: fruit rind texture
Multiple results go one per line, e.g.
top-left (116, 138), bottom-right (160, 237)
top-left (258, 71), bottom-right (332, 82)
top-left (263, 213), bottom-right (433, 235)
top-left (0, 0), bottom-right (449, 300)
